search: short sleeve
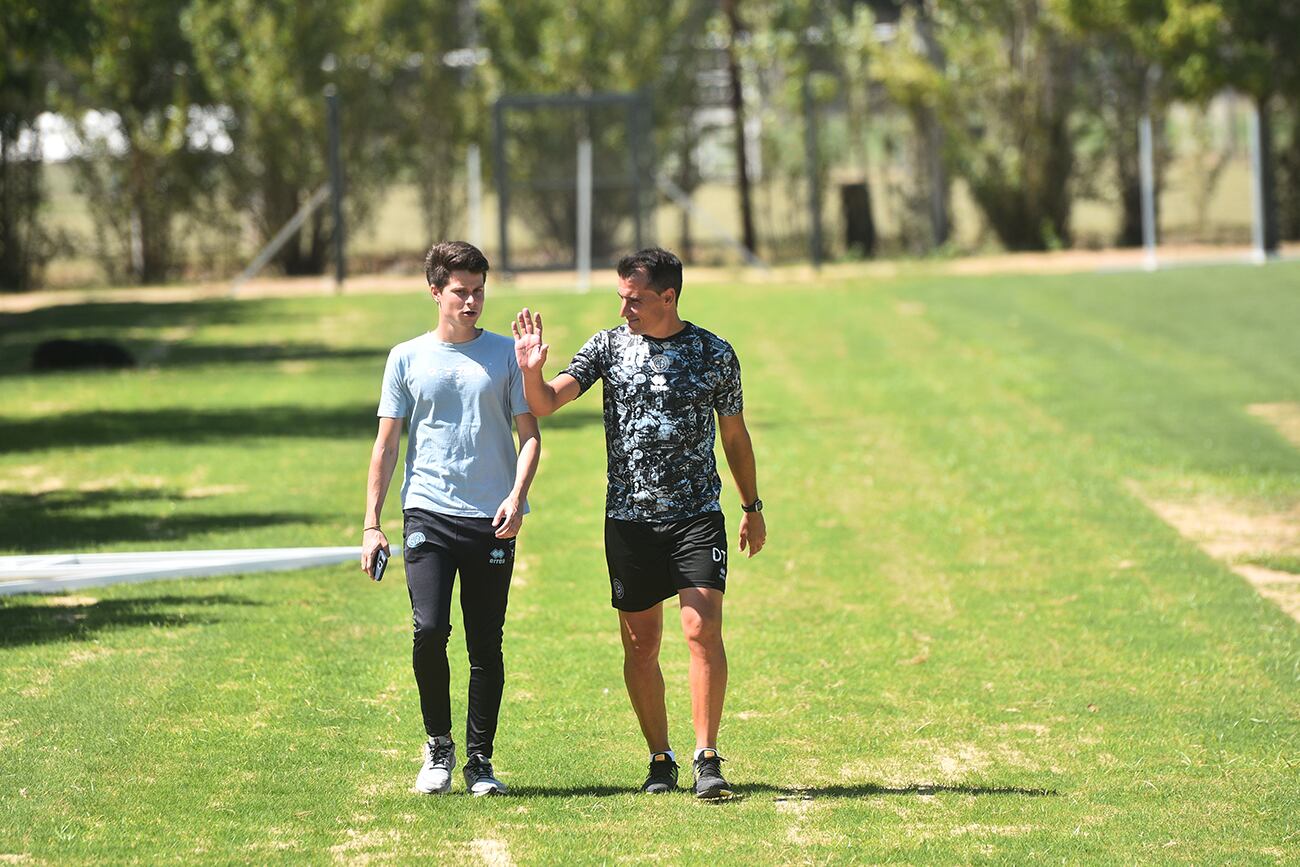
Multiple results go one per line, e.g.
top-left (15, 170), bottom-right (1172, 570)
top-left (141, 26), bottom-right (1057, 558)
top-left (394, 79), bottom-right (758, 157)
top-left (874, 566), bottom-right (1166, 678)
top-left (377, 347), bottom-right (410, 418)
top-left (713, 342), bottom-right (744, 416)
top-left (507, 351), bottom-right (530, 417)
top-left (562, 331), bottom-right (607, 396)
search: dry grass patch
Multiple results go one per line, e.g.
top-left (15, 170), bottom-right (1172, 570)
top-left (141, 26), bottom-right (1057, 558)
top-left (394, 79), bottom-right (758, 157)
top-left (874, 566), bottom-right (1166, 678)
top-left (468, 838), bottom-right (515, 867)
top-left (1128, 480), bottom-right (1300, 623)
top-left (1248, 402), bottom-right (1300, 449)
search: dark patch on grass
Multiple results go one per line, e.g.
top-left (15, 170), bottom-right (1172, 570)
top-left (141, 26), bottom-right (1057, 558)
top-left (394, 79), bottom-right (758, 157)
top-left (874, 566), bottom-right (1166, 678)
top-left (0, 488), bottom-right (312, 550)
top-left (0, 404), bottom-right (377, 452)
top-left (0, 593), bottom-right (260, 647)
top-left (141, 343), bottom-right (383, 369)
top-left (0, 301), bottom-right (252, 374)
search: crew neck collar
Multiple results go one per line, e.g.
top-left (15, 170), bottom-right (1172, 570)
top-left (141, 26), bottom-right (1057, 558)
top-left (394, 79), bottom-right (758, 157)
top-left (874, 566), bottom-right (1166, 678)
top-left (640, 321), bottom-right (693, 342)
top-left (430, 327), bottom-right (484, 347)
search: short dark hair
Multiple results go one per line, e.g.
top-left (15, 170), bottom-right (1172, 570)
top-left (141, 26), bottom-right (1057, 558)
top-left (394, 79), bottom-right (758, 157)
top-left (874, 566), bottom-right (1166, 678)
top-left (425, 241), bottom-right (489, 289)
top-left (617, 247), bottom-right (683, 301)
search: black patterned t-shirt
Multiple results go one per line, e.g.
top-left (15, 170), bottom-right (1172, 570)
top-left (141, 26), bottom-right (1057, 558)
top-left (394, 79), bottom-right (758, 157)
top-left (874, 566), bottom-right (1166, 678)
top-left (563, 322), bottom-right (744, 522)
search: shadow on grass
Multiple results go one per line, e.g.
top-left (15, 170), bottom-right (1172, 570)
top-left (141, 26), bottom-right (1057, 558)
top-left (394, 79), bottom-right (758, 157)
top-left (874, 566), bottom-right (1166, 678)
top-left (0, 299), bottom-right (386, 376)
top-left (0, 593), bottom-right (261, 648)
top-left (505, 782), bottom-right (1059, 799)
top-left (0, 300), bottom-right (249, 374)
top-left (139, 342), bottom-right (383, 370)
top-left (0, 489), bottom-right (312, 551)
top-left (0, 404), bottom-right (377, 453)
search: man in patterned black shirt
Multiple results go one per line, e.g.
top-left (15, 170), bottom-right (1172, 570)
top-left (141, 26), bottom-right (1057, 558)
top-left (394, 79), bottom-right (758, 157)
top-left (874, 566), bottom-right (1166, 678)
top-left (513, 248), bottom-right (765, 800)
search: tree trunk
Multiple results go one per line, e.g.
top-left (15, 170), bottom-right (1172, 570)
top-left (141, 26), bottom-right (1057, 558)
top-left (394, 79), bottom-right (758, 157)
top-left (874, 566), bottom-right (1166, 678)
top-left (722, 0), bottom-right (758, 257)
top-left (1279, 99), bottom-right (1300, 241)
top-left (1258, 95), bottom-right (1280, 254)
top-left (916, 3), bottom-right (950, 248)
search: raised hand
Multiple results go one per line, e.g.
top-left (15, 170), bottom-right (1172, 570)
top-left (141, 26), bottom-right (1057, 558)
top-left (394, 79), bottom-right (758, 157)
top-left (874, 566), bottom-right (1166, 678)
top-left (511, 308), bottom-right (549, 373)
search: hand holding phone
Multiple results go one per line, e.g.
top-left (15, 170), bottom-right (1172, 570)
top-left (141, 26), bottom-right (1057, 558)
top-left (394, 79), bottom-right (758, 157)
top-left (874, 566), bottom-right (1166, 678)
top-left (370, 547), bottom-right (389, 582)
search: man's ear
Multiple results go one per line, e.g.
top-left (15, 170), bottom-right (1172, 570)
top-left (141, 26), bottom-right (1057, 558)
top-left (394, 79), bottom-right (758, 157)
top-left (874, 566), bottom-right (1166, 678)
top-left (663, 287), bottom-right (677, 307)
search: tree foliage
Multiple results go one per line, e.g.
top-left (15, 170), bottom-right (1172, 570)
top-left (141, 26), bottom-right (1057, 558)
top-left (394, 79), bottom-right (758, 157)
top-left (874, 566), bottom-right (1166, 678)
top-left (62, 0), bottom-right (219, 284)
top-left (0, 0), bottom-right (89, 291)
top-left (480, 0), bottom-right (710, 262)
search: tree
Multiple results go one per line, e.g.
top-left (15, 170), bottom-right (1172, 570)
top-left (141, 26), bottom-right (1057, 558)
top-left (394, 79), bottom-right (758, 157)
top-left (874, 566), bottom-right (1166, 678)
top-left (63, 0), bottom-right (216, 284)
top-left (0, 0), bottom-right (90, 291)
top-left (186, 0), bottom-right (400, 276)
top-left (480, 0), bottom-right (711, 263)
top-left (359, 0), bottom-right (478, 247)
top-left (873, 1), bottom-right (1087, 251)
top-left (1067, 0), bottom-right (1173, 247)
top-left (1159, 0), bottom-right (1300, 249)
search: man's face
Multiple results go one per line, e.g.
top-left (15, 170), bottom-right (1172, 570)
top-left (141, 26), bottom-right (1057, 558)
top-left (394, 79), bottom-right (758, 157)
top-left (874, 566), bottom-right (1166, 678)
top-left (432, 270), bottom-right (485, 324)
top-left (617, 270), bottom-right (672, 335)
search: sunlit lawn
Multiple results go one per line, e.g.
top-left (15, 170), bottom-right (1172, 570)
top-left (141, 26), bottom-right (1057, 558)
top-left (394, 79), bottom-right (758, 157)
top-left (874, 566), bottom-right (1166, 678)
top-left (1, 264), bottom-right (1297, 862)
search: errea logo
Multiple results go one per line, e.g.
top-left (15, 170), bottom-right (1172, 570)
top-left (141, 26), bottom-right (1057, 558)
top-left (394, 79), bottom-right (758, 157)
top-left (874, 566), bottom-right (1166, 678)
top-left (489, 547), bottom-right (507, 564)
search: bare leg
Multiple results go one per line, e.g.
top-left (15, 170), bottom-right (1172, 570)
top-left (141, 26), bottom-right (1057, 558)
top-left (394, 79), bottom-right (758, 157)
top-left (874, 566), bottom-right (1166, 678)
top-left (619, 605), bottom-right (669, 752)
top-left (679, 588), bottom-right (726, 750)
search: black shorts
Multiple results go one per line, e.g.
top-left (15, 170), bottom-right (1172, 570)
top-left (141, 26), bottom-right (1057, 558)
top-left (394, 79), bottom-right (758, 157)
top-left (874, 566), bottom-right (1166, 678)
top-left (604, 511), bottom-right (728, 612)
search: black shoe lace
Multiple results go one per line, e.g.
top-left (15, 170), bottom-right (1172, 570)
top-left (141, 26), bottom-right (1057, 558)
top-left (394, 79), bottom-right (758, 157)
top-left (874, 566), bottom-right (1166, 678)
top-left (430, 740), bottom-right (454, 767)
top-left (647, 757), bottom-right (678, 783)
top-left (466, 756), bottom-right (494, 783)
top-left (695, 754), bottom-right (725, 780)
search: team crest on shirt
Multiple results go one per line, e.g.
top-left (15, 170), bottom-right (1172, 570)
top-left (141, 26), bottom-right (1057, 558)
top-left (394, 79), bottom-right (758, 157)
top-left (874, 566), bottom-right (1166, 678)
top-left (649, 354), bottom-right (670, 373)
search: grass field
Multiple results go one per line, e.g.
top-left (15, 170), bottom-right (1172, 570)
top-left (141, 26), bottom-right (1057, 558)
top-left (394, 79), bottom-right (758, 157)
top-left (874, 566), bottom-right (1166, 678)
top-left (1, 264), bottom-right (1298, 863)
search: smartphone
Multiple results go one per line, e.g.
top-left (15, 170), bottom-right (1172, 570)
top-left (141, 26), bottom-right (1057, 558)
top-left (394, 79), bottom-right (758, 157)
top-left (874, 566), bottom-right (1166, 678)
top-left (370, 547), bottom-right (389, 582)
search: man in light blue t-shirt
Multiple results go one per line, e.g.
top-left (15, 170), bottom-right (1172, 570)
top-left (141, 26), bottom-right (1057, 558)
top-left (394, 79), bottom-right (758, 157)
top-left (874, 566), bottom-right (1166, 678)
top-left (361, 241), bottom-right (540, 797)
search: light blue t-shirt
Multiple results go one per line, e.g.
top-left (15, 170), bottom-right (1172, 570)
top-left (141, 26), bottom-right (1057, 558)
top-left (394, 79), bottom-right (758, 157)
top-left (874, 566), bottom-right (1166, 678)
top-left (378, 330), bottom-right (530, 518)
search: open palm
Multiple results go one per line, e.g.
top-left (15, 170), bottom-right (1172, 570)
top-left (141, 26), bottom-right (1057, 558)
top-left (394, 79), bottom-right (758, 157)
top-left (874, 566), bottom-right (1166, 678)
top-left (512, 308), bottom-right (549, 372)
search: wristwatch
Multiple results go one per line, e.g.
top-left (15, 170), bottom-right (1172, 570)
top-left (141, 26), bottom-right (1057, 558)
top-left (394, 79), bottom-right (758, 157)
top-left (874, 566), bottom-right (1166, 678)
top-left (741, 498), bottom-right (763, 513)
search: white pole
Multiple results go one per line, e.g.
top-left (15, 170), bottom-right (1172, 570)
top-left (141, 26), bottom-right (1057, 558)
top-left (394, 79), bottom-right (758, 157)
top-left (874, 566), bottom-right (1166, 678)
top-left (466, 143), bottom-right (482, 248)
top-left (1139, 113), bottom-right (1158, 271)
top-left (1246, 102), bottom-right (1267, 265)
top-left (576, 138), bottom-right (593, 292)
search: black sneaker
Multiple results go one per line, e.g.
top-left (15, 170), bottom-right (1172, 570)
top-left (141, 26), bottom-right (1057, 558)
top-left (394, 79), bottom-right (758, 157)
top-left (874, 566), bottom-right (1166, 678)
top-left (462, 753), bottom-right (507, 796)
top-left (692, 749), bottom-right (733, 800)
top-left (641, 752), bottom-right (679, 794)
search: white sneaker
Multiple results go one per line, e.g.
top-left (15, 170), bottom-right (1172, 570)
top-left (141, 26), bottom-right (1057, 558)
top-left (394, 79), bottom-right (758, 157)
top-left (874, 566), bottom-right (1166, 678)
top-left (415, 736), bottom-right (456, 794)
top-left (462, 753), bottom-right (507, 796)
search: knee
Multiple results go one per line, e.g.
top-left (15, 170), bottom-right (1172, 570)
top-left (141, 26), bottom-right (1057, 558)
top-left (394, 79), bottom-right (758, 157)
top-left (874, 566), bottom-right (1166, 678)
top-left (412, 620), bottom-right (451, 651)
top-left (622, 632), bottom-right (661, 667)
top-left (465, 627), bottom-right (504, 664)
top-left (681, 611), bottom-right (723, 651)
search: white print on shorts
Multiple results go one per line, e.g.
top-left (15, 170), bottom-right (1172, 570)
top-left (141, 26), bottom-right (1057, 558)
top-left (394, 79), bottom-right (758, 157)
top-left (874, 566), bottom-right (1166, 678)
top-left (712, 547), bottom-right (726, 563)
top-left (489, 547), bottom-right (507, 564)
top-left (407, 531), bottom-right (427, 548)
top-left (612, 578), bottom-right (626, 600)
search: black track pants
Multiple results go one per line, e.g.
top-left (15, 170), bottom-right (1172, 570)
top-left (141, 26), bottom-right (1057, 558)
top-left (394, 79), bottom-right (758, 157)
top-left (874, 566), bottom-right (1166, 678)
top-left (402, 508), bottom-right (515, 758)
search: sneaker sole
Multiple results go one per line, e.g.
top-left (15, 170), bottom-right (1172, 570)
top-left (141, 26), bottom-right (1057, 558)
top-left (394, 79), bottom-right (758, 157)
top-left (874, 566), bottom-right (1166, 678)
top-left (470, 786), bottom-right (506, 797)
top-left (415, 784), bottom-right (453, 795)
top-left (696, 785), bottom-right (734, 801)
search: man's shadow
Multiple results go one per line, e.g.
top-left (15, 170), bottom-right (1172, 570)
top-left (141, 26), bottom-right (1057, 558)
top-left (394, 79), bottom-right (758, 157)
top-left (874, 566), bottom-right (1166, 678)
top-left (504, 782), bottom-right (1058, 800)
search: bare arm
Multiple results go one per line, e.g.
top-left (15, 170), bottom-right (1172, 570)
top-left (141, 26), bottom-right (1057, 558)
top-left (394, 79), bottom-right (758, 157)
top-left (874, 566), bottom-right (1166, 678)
top-left (718, 411), bottom-right (766, 558)
top-left (360, 416), bottom-right (402, 576)
top-left (512, 308), bottom-right (582, 416)
top-left (492, 412), bottom-right (542, 539)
